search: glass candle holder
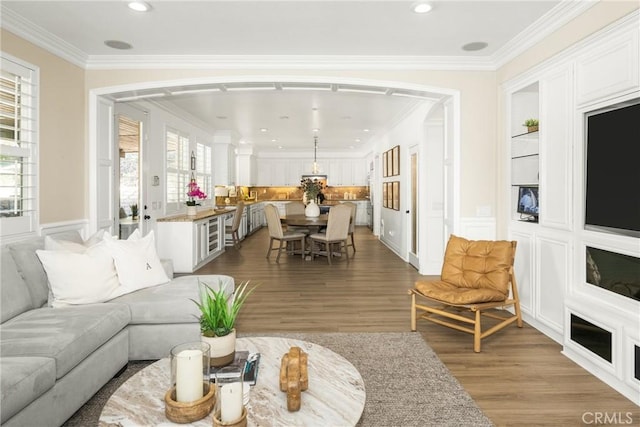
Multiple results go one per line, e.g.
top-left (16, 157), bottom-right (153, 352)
top-left (216, 366), bottom-right (244, 423)
top-left (170, 342), bottom-right (211, 403)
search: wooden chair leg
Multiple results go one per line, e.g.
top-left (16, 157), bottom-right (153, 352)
top-left (276, 240), bottom-right (285, 263)
top-left (410, 293), bottom-right (416, 331)
top-left (266, 238), bottom-right (274, 258)
top-left (350, 233), bottom-right (356, 252)
top-left (473, 310), bottom-right (482, 353)
top-left (343, 240), bottom-right (349, 261)
top-left (326, 242), bottom-right (332, 265)
top-left (300, 237), bottom-right (305, 259)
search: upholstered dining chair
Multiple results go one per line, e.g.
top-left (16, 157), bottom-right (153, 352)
top-left (264, 204), bottom-right (306, 262)
top-left (226, 201), bottom-right (245, 249)
top-left (342, 202), bottom-right (357, 253)
top-left (409, 234), bottom-right (522, 352)
top-left (284, 201), bottom-right (309, 234)
top-left (308, 204), bottom-right (351, 264)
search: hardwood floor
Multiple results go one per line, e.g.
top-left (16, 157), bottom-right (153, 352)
top-left (196, 226), bottom-right (639, 426)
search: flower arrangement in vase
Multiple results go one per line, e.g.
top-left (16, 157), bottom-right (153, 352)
top-left (191, 279), bottom-right (258, 367)
top-left (186, 178), bottom-right (207, 215)
top-left (300, 178), bottom-right (324, 203)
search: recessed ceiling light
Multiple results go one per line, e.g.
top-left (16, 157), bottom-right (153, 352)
top-left (271, 139), bottom-right (277, 142)
top-left (104, 40), bottom-right (132, 50)
top-left (462, 42), bottom-right (488, 52)
top-left (355, 138), bottom-right (361, 143)
top-left (363, 129), bottom-right (370, 132)
top-left (278, 145), bottom-right (283, 149)
top-left (260, 128), bottom-right (268, 132)
top-left (128, 1), bottom-right (152, 12)
top-left (312, 128), bottom-right (320, 133)
top-left (412, 2), bottom-right (432, 14)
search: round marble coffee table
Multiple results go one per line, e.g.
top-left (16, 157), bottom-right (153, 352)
top-left (99, 337), bottom-right (366, 426)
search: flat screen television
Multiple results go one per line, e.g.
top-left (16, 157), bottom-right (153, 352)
top-left (517, 186), bottom-right (539, 222)
top-left (584, 98), bottom-right (640, 238)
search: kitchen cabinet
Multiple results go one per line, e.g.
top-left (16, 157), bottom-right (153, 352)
top-left (256, 158), bottom-right (368, 186)
top-left (213, 142), bottom-right (236, 186)
top-left (157, 212), bottom-right (226, 273)
top-left (247, 202), bottom-right (265, 235)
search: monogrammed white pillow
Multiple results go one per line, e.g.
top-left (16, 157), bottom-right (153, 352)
top-left (102, 230), bottom-right (170, 291)
top-left (36, 242), bottom-right (125, 307)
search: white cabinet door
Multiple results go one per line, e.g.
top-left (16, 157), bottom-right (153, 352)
top-left (286, 162), bottom-right (303, 186)
top-left (328, 161), bottom-right (344, 186)
top-left (213, 144), bottom-right (235, 186)
top-left (256, 159), bottom-right (271, 185)
top-left (576, 28), bottom-right (639, 106)
top-left (351, 160), bottom-right (367, 185)
top-left (540, 65), bottom-right (573, 230)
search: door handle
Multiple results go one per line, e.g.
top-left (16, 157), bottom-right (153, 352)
top-left (143, 215), bottom-right (151, 220)
top-left (405, 210), bottom-right (410, 214)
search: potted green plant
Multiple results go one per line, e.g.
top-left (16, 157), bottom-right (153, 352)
top-left (130, 204), bottom-right (138, 220)
top-left (192, 279), bottom-right (257, 367)
top-left (523, 118), bottom-right (539, 133)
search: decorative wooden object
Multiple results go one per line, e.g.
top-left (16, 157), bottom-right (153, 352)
top-left (279, 346), bottom-right (308, 411)
top-left (212, 407), bottom-right (248, 427)
top-left (164, 383), bottom-right (215, 424)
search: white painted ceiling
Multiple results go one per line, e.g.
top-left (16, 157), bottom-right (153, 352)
top-left (1, 0), bottom-right (568, 153)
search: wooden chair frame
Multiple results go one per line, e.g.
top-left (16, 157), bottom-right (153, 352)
top-left (409, 242), bottom-right (523, 352)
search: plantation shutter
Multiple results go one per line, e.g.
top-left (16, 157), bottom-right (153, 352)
top-left (0, 55), bottom-right (38, 238)
top-left (166, 127), bottom-right (190, 210)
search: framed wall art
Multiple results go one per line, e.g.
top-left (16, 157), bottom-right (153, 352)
top-left (382, 152), bottom-right (388, 178)
top-left (382, 182), bottom-right (389, 208)
top-left (392, 146), bottom-right (400, 176)
top-left (392, 181), bottom-right (400, 210)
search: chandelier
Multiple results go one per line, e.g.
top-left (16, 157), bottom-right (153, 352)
top-left (312, 136), bottom-right (319, 174)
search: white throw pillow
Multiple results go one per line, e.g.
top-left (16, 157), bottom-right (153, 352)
top-left (102, 230), bottom-right (170, 291)
top-left (36, 242), bottom-right (125, 307)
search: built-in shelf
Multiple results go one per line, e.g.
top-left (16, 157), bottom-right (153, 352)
top-left (511, 130), bottom-right (539, 138)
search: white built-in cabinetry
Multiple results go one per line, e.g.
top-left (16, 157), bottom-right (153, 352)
top-left (505, 12), bottom-right (639, 404)
top-left (256, 158), bottom-right (367, 186)
top-left (157, 213), bottom-right (225, 273)
top-left (213, 138), bottom-right (236, 186)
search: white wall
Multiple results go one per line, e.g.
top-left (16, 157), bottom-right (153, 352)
top-left (372, 102), bottom-right (436, 259)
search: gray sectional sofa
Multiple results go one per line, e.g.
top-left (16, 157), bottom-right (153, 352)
top-left (0, 232), bottom-right (234, 427)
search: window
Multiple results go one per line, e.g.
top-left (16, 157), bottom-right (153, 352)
top-left (0, 55), bottom-right (38, 239)
top-left (166, 127), bottom-right (190, 210)
top-left (196, 140), bottom-right (212, 199)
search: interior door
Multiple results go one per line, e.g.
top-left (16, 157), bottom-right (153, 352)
top-left (408, 147), bottom-right (419, 269)
top-left (114, 103), bottom-right (148, 238)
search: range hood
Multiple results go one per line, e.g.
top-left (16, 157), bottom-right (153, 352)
top-left (301, 174), bottom-right (328, 185)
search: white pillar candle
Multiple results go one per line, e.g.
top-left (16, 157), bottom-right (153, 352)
top-left (175, 349), bottom-right (203, 402)
top-left (220, 382), bottom-right (243, 422)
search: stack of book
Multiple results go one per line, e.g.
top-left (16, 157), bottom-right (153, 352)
top-left (210, 351), bottom-right (261, 386)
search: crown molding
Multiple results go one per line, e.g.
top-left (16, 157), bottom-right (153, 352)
top-left (1, 1), bottom-right (599, 72)
top-left (492, 0), bottom-right (599, 69)
top-left (0, 6), bottom-right (88, 68)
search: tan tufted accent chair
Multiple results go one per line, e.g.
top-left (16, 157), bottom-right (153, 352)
top-left (409, 234), bottom-right (522, 352)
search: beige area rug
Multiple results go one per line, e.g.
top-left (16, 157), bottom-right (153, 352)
top-left (64, 332), bottom-right (493, 427)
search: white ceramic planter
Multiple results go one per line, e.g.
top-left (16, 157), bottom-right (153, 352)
top-left (201, 329), bottom-right (236, 367)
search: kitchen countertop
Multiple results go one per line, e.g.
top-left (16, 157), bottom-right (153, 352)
top-left (157, 207), bottom-right (236, 222)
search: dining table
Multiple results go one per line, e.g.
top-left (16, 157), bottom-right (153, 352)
top-left (281, 214), bottom-right (328, 234)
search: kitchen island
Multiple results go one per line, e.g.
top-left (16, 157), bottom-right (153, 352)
top-left (156, 207), bottom-right (237, 273)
